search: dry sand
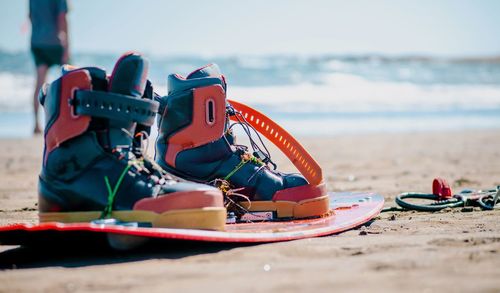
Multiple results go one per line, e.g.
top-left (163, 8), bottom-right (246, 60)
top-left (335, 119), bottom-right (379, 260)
top-left (0, 130), bottom-right (499, 292)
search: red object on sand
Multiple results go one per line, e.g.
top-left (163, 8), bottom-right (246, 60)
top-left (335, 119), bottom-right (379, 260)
top-left (0, 192), bottom-right (383, 247)
top-left (432, 177), bottom-right (453, 199)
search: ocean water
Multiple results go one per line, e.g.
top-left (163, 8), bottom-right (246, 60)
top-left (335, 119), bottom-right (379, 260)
top-left (1, 50), bottom-right (499, 137)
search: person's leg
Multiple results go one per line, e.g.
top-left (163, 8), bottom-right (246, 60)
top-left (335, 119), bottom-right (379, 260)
top-left (33, 64), bottom-right (48, 134)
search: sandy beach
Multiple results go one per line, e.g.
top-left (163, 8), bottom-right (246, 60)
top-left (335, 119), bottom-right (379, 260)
top-left (0, 130), bottom-right (499, 292)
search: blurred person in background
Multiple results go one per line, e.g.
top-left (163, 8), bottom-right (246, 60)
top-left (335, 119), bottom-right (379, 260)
top-left (29, 0), bottom-right (69, 134)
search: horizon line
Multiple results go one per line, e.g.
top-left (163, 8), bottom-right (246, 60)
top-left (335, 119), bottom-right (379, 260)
top-left (1, 47), bottom-right (500, 62)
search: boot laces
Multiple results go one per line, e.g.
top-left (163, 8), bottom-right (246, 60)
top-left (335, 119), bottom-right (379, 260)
top-left (225, 104), bottom-right (277, 171)
top-left (116, 128), bottom-right (176, 186)
top-left (215, 104), bottom-right (283, 217)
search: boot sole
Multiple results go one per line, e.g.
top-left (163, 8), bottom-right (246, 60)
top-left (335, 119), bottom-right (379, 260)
top-left (39, 207), bottom-right (227, 231)
top-left (238, 194), bottom-right (330, 219)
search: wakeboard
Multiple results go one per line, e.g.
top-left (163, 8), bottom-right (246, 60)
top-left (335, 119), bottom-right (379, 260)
top-left (0, 192), bottom-right (383, 250)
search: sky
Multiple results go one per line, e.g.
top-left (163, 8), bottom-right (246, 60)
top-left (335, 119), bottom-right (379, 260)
top-left (1, 0), bottom-right (499, 57)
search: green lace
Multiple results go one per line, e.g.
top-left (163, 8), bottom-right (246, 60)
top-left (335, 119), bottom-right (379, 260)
top-left (100, 164), bottom-right (132, 219)
top-left (223, 154), bottom-right (263, 181)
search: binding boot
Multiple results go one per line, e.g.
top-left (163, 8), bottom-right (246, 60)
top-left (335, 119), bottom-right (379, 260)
top-left (38, 53), bottom-right (226, 230)
top-left (155, 64), bottom-right (329, 220)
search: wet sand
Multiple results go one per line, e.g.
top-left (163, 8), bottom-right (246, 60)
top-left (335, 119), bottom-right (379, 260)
top-left (0, 130), bottom-right (499, 292)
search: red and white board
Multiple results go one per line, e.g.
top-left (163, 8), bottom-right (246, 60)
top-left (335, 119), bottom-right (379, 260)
top-left (0, 192), bottom-right (383, 249)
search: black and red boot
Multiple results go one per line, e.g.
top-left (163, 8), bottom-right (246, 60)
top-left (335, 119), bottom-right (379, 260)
top-left (38, 53), bottom-right (226, 230)
top-left (155, 64), bottom-right (329, 220)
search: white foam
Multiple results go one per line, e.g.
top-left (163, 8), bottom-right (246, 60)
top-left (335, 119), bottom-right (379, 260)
top-left (0, 73), bottom-right (33, 112)
top-left (2, 71), bottom-right (500, 114)
top-left (230, 73), bottom-right (500, 113)
top-left (1, 71), bottom-right (500, 138)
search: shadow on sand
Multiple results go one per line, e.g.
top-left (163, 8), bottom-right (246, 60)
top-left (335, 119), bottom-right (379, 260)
top-left (0, 236), bottom-right (255, 270)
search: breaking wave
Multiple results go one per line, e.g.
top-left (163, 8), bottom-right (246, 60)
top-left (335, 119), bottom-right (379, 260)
top-left (1, 50), bottom-right (499, 136)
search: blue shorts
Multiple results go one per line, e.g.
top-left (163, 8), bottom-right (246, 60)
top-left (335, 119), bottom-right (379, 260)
top-left (31, 45), bottom-right (64, 67)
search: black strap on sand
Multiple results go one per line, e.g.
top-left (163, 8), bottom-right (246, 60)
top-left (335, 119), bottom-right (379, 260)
top-left (73, 90), bottom-right (159, 126)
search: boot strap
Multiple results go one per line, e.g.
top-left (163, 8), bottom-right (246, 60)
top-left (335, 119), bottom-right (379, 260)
top-left (228, 99), bottom-right (323, 186)
top-left (73, 90), bottom-right (159, 126)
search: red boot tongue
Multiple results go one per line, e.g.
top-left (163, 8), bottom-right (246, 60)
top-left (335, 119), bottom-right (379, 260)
top-left (108, 52), bottom-right (149, 97)
top-left (186, 63), bottom-right (222, 79)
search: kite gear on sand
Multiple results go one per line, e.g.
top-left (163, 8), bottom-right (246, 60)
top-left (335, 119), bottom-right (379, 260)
top-left (0, 58), bottom-right (388, 251)
top-left (155, 64), bottom-right (329, 221)
top-left (37, 52), bottom-right (226, 230)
